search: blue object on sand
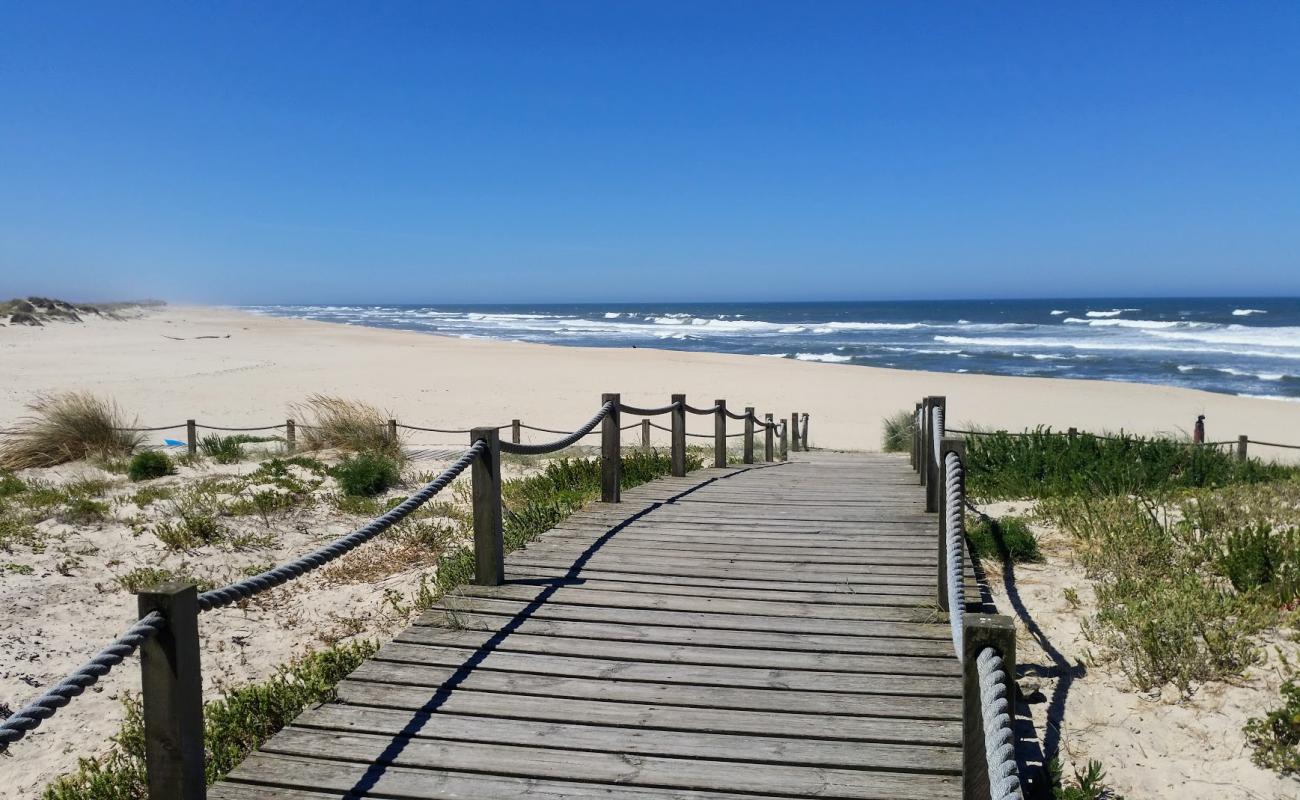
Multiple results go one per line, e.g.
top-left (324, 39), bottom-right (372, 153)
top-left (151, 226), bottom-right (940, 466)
top-left (163, 439), bottom-right (186, 448)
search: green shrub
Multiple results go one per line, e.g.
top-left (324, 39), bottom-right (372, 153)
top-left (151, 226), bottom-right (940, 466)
top-left (966, 515), bottom-right (1042, 563)
top-left (200, 435), bottom-right (243, 464)
top-left (0, 471), bottom-right (25, 498)
top-left (60, 497), bottom-right (109, 525)
top-left (1217, 523), bottom-right (1300, 606)
top-left (331, 453), bottom-right (400, 497)
top-left (41, 640), bottom-right (377, 799)
top-left (881, 408), bottom-right (916, 453)
top-left (1245, 677), bottom-right (1300, 775)
top-left (0, 392), bottom-right (141, 469)
top-left (129, 485), bottom-right (174, 507)
top-left (1050, 758), bottom-right (1117, 800)
top-left (127, 451), bottom-right (173, 481)
top-left (965, 428), bottom-right (1300, 500)
top-left (150, 484), bottom-right (228, 549)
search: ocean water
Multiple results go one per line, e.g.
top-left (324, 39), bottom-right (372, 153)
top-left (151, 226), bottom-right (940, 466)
top-left (242, 298), bottom-right (1300, 400)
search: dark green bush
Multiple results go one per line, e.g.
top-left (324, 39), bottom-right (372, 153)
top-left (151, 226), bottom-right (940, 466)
top-left (964, 428), bottom-right (1300, 500)
top-left (966, 514), bottom-right (1042, 563)
top-left (331, 452), bottom-right (400, 497)
top-left (1217, 523), bottom-right (1300, 607)
top-left (199, 435), bottom-right (243, 464)
top-left (127, 451), bottom-right (174, 481)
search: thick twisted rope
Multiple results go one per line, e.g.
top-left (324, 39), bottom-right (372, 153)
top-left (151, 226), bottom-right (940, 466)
top-left (944, 451), bottom-right (966, 656)
top-left (977, 647), bottom-right (1024, 800)
top-left (683, 403), bottom-right (721, 415)
top-left (197, 442), bottom-right (484, 611)
top-left (0, 611), bottom-right (166, 751)
top-left (194, 423), bottom-right (288, 432)
top-left (932, 405), bottom-right (945, 467)
top-left (499, 403), bottom-right (613, 456)
top-left (618, 401), bottom-right (681, 417)
top-left (724, 408), bottom-right (750, 421)
top-left (111, 423), bottom-right (186, 432)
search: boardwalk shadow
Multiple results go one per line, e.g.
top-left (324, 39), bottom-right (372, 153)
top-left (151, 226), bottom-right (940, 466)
top-left (971, 517), bottom-right (1087, 799)
top-left (342, 466), bottom-right (772, 797)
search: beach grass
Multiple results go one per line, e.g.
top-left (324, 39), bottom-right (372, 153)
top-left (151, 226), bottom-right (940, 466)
top-left (0, 393), bottom-right (141, 470)
top-left (290, 394), bottom-right (402, 461)
top-left (881, 408), bottom-right (916, 453)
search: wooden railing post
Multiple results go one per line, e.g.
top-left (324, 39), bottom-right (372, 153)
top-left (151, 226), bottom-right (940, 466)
top-left (912, 401), bottom-right (922, 472)
top-left (641, 418), bottom-right (650, 448)
top-left (925, 396), bottom-right (946, 513)
top-left (743, 407), bottom-right (755, 464)
top-left (779, 420), bottom-right (789, 461)
top-left (601, 394), bottom-right (621, 503)
top-left (919, 398), bottom-right (931, 487)
top-left (801, 413), bottom-right (809, 450)
top-left (186, 419), bottom-right (197, 458)
top-left (285, 419), bottom-right (295, 453)
top-left (137, 583), bottom-right (205, 800)
top-left (790, 411), bottom-right (801, 451)
top-left (938, 436), bottom-right (965, 613)
top-left (511, 419), bottom-right (521, 445)
top-left (764, 414), bottom-right (775, 461)
top-left (963, 614), bottom-right (1017, 800)
top-left (671, 394), bottom-right (687, 477)
top-left (1237, 435), bottom-right (1248, 461)
top-left (387, 418), bottom-right (398, 442)
top-left (714, 399), bottom-right (727, 468)
top-left (470, 427), bottom-right (503, 585)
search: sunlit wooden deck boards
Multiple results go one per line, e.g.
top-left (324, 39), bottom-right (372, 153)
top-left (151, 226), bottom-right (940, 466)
top-left (213, 451), bottom-right (968, 799)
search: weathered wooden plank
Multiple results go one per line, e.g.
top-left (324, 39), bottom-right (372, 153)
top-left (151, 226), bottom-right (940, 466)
top-left (258, 728), bottom-right (960, 799)
top-left (293, 704), bottom-right (963, 771)
top-left (333, 681), bottom-right (962, 742)
top-left (392, 627), bottom-right (960, 675)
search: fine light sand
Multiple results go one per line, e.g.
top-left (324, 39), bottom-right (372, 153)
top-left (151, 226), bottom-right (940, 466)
top-left (3, 304), bottom-right (1300, 798)
top-left (2, 305), bottom-right (1299, 455)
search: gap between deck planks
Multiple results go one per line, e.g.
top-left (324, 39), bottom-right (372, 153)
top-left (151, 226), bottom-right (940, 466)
top-left (213, 451), bottom-right (967, 799)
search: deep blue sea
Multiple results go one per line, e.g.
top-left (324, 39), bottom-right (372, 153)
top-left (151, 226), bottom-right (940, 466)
top-left (243, 299), bottom-right (1300, 400)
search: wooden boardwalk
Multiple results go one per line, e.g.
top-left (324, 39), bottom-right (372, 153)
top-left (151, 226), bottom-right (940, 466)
top-left (213, 451), bottom-right (972, 799)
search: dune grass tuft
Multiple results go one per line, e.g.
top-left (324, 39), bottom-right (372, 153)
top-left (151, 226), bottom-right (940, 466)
top-left (881, 408), bottom-right (916, 453)
top-left (0, 393), bottom-right (141, 470)
top-left (290, 394), bottom-right (402, 461)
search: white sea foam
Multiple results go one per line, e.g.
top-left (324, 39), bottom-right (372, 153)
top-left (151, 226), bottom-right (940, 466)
top-left (933, 335), bottom-right (1300, 360)
top-left (1084, 308), bottom-right (1139, 318)
top-left (1063, 317), bottom-right (1186, 329)
top-left (794, 352), bottom-right (853, 363)
top-left (1233, 308), bottom-right (1267, 316)
top-left (1050, 309), bottom-right (1068, 315)
top-left (1146, 325), bottom-right (1300, 349)
top-left (603, 312), bottom-right (622, 318)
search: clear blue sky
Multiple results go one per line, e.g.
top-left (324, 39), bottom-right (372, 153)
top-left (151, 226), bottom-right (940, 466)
top-left (2, 2), bottom-right (1298, 304)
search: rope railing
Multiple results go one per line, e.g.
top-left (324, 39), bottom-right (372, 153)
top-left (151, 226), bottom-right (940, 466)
top-left (500, 403), bottom-right (614, 456)
top-left (0, 612), bottom-right (167, 752)
top-left (0, 391), bottom-right (801, 793)
top-left (683, 402), bottom-right (721, 415)
top-left (915, 395), bottom-right (1023, 800)
top-left (617, 401), bottom-right (681, 416)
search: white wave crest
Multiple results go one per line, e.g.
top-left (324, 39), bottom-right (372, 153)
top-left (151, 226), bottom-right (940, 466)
top-left (794, 352), bottom-right (853, 363)
top-left (1232, 308), bottom-right (1267, 316)
top-left (1084, 308), bottom-right (1139, 318)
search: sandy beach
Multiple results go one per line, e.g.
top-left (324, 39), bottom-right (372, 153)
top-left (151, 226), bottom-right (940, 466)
top-left (3, 304), bottom-right (1300, 799)
top-left (2, 305), bottom-right (1298, 456)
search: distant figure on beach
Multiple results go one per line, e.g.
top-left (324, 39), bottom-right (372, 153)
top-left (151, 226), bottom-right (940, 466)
top-left (1194, 415), bottom-right (1205, 444)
